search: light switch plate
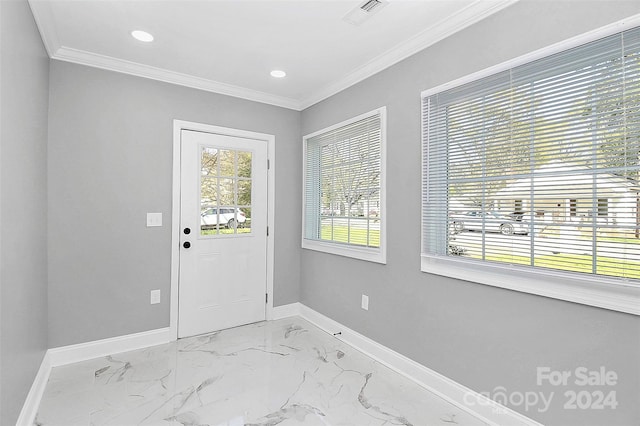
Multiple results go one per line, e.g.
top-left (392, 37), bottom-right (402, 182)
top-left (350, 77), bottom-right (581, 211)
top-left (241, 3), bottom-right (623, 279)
top-left (147, 213), bottom-right (162, 227)
top-left (150, 289), bottom-right (161, 305)
top-left (361, 294), bottom-right (369, 311)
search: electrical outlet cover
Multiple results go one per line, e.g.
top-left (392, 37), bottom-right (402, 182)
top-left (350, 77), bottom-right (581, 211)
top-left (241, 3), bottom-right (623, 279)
top-left (147, 213), bottom-right (162, 227)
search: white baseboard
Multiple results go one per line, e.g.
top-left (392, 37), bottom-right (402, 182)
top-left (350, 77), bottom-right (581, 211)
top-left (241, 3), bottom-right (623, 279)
top-left (18, 327), bottom-right (174, 425)
top-left (20, 308), bottom-right (540, 426)
top-left (293, 304), bottom-right (541, 426)
top-left (272, 302), bottom-right (302, 320)
top-left (16, 352), bottom-right (52, 426)
top-left (47, 327), bottom-right (173, 367)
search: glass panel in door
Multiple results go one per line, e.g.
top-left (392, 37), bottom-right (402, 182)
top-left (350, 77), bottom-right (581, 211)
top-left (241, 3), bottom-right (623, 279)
top-left (200, 146), bottom-right (253, 236)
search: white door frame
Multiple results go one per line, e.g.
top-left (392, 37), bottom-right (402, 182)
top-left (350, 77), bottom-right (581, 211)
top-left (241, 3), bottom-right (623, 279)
top-left (170, 119), bottom-right (275, 340)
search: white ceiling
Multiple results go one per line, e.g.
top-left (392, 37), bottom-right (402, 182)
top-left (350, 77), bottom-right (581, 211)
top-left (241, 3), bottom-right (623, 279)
top-left (29, 0), bottom-right (516, 110)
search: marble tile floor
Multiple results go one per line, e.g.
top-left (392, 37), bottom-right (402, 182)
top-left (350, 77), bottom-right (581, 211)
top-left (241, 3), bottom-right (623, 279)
top-left (35, 317), bottom-right (487, 426)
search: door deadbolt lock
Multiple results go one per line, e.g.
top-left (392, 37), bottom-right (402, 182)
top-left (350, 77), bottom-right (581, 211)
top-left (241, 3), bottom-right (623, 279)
top-left (183, 227), bottom-right (191, 235)
top-left (183, 241), bottom-right (191, 249)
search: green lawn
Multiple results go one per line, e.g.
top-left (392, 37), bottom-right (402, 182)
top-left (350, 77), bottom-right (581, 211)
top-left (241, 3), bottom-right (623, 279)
top-left (475, 252), bottom-right (640, 280)
top-left (201, 226), bottom-right (252, 236)
top-left (596, 236), bottom-right (640, 245)
top-left (321, 224), bottom-right (380, 247)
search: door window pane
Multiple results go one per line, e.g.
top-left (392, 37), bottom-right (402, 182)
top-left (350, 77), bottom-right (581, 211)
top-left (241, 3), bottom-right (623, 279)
top-left (200, 147), bottom-right (253, 236)
top-left (201, 177), bottom-right (218, 205)
top-left (238, 151), bottom-right (252, 178)
top-left (219, 150), bottom-right (236, 177)
top-left (201, 147), bottom-right (218, 176)
top-left (218, 178), bottom-right (236, 205)
top-left (238, 180), bottom-right (252, 205)
top-left (238, 207), bottom-right (251, 234)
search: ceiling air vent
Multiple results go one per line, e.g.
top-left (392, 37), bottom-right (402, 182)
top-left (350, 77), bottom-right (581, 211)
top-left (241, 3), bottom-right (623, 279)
top-left (361, 0), bottom-right (382, 13)
top-left (343, 0), bottom-right (388, 26)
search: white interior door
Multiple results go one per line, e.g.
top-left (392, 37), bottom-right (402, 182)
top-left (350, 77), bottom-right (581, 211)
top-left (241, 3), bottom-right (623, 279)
top-left (179, 129), bottom-right (267, 338)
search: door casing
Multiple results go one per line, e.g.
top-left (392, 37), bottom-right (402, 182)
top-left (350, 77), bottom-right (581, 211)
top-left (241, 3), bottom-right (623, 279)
top-left (170, 120), bottom-right (275, 339)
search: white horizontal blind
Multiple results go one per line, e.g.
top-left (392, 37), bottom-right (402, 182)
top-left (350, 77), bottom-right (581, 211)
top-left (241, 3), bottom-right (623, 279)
top-left (423, 26), bottom-right (640, 281)
top-left (305, 111), bottom-right (382, 249)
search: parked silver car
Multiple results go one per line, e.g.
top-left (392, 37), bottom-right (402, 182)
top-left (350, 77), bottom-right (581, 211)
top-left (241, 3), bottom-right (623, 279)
top-left (201, 207), bottom-right (246, 229)
top-left (450, 211), bottom-right (529, 235)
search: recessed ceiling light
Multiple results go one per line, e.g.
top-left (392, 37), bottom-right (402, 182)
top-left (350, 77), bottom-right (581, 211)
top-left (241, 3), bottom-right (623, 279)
top-left (270, 70), bottom-right (286, 78)
top-left (131, 30), bottom-right (154, 43)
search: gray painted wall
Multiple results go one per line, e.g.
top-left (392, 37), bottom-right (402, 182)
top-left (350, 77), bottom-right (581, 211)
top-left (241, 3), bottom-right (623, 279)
top-left (300, 1), bottom-right (640, 425)
top-left (5, 1), bottom-right (640, 424)
top-left (0, 0), bottom-right (50, 424)
top-left (47, 61), bottom-right (301, 347)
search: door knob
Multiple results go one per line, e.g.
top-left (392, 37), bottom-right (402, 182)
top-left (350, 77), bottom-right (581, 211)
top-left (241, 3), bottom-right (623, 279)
top-left (183, 227), bottom-right (191, 235)
top-left (183, 241), bottom-right (191, 249)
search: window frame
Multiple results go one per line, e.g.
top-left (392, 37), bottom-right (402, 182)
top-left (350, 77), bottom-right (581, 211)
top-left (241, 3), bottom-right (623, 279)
top-left (420, 16), bottom-right (640, 315)
top-left (302, 107), bottom-right (387, 264)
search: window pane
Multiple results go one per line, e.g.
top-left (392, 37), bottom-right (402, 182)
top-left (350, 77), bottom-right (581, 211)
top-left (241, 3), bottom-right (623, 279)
top-left (218, 178), bottom-right (235, 205)
top-left (424, 26), bottom-right (640, 283)
top-left (219, 150), bottom-right (236, 177)
top-left (200, 146), bottom-right (253, 237)
top-left (238, 207), bottom-right (251, 234)
top-left (201, 177), bottom-right (218, 205)
top-left (238, 151), bottom-right (252, 178)
top-left (320, 137), bottom-right (379, 245)
top-left (201, 147), bottom-right (218, 176)
top-left (201, 207), bottom-right (220, 236)
top-left (349, 219), bottom-right (369, 246)
top-left (305, 110), bottom-right (383, 251)
top-left (238, 179), bottom-right (252, 206)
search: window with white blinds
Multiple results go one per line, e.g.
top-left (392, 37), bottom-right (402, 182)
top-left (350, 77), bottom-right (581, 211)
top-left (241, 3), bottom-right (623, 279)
top-left (303, 108), bottom-right (386, 264)
top-left (422, 25), bottom-right (640, 315)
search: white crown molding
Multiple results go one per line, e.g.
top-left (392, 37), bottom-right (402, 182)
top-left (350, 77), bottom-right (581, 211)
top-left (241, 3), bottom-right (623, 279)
top-left (28, 0), bottom-right (516, 111)
top-left (28, 0), bottom-right (60, 58)
top-left (53, 46), bottom-right (302, 110)
top-left (28, 0), bottom-right (301, 110)
top-left (299, 0), bottom-right (519, 110)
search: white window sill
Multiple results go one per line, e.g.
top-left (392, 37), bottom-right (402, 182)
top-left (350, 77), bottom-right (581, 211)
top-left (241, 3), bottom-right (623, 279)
top-left (303, 239), bottom-right (386, 264)
top-left (421, 254), bottom-right (640, 315)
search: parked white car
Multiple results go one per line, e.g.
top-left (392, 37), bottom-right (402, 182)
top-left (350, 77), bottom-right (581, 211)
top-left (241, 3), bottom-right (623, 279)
top-left (450, 211), bottom-right (529, 235)
top-left (201, 207), bottom-right (246, 229)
